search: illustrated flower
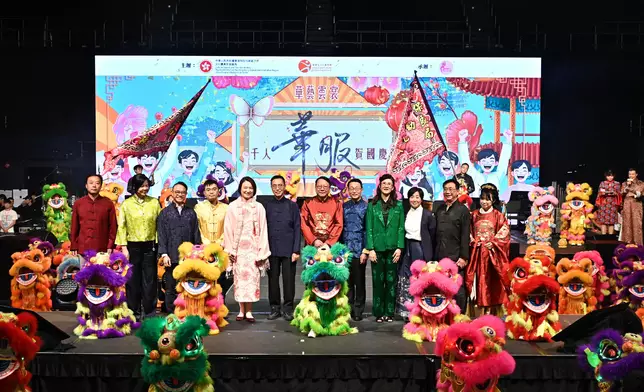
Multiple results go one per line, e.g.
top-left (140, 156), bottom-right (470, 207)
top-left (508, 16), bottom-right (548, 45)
top-left (211, 76), bottom-right (262, 89)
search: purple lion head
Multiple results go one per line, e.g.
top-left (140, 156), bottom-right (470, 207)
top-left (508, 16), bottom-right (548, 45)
top-left (196, 174), bottom-right (226, 199)
top-left (577, 329), bottom-right (644, 385)
top-left (619, 269), bottom-right (644, 307)
top-left (28, 239), bottom-right (55, 257)
top-left (74, 251), bottom-right (132, 311)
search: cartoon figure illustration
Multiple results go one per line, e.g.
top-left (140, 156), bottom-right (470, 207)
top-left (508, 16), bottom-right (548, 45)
top-left (113, 105), bottom-right (148, 145)
top-left (210, 155), bottom-right (250, 199)
top-left (431, 151), bottom-right (459, 200)
top-left (99, 182), bottom-right (125, 216)
top-left (501, 160), bottom-right (537, 203)
top-left (558, 183), bottom-right (594, 248)
top-left (126, 137), bottom-right (179, 197)
top-left (458, 129), bottom-right (513, 197)
top-left (399, 167), bottom-right (433, 201)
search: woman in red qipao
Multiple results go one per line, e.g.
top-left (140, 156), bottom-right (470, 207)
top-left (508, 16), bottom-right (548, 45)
top-left (466, 186), bottom-right (510, 317)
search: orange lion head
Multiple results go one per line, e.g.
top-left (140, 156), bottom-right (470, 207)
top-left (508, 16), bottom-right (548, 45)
top-left (9, 249), bottom-right (52, 289)
top-left (556, 258), bottom-right (594, 298)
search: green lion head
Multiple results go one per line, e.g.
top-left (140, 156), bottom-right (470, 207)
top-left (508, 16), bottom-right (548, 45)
top-left (137, 314), bottom-right (213, 392)
top-left (301, 243), bottom-right (351, 301)
top-left (42, 183), bottom-right (69, 210)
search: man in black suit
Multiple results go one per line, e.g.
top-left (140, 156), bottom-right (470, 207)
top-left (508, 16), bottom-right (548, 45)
top-left (434, 179), bottom-right (470, 311)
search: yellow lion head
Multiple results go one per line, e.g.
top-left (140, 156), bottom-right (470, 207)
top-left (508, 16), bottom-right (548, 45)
top-left (100, 182), bottom-right (124, 203)
top-left (173, 243), bottom-right (229, 298)
top-left (565, 183), bottom-right (592, 202)
top-left (278, 170), bottom-right (301, 199)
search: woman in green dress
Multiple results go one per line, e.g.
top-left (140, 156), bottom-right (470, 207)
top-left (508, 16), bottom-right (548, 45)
top-left (365, 174), bottom-right (405, 323)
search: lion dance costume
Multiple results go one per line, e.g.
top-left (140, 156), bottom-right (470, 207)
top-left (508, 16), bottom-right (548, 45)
top-left (173, 243), bottom-right (229, 335)
top-left (616, 255), bottom-right (644, 315)
top-left (556, 257), bottom-right (597, 315)
top-left (0, 311), bottom-right (41, 392)
top-left (610, 244), bottom-right (643, 302)
top-left (578, 329), bottom-right (644, 391)
top-left (9, 247), bottom-right (52, 311)
top-left (137, 314), bottom-right (213, 392)
top-left (503, 245), bottom-right (562, 341)
top-left (558, 183), bottom-right (594, 248)
top-left (402, 259), bottom-right (462, 342)
top-left (42, 182), bottom-right (72, 242)
top-left (435, 315), bottom-right (516, 392)
top-left (574, 250), bottom-right (610, 308)
top-left (524, 187), bottom-right (558, 245)
top-left (74, 251), bottom-right (139, 338)
top-left (292, 243), bottom-right (357, 338)
top-left (99, 182), bottom-right (124, 216)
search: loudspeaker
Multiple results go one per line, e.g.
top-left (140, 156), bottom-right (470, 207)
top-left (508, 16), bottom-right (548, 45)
top-left (0, 305), bottom-right (72, 352)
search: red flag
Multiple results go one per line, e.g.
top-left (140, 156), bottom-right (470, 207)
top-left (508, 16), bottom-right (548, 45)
top-left (102, 79), bottom-right (210, 173)
top-left (386, 72), bottom-right (446, 178)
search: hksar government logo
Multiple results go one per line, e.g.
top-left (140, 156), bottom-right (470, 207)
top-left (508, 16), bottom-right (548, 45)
top-left (199, 60), bottom-right (212, 73)
top-left (298, 60), bottom-right (311, 73)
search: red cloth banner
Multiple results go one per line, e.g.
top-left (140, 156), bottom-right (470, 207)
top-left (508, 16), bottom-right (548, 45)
top-left (386, 72), bottom-right (447, 179)
top-left (103, 79), bottom-right (210, 172)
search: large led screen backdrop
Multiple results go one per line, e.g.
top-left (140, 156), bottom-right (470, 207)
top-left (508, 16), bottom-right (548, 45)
top-left (95, 56), bottom-right (541, 201)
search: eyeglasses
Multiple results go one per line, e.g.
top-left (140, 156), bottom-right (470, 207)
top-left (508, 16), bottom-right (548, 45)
top-left (316, 185), bottom-right (329, 190)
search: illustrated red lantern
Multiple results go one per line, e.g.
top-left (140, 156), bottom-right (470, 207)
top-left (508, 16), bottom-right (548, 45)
top-left (364, 86), bottom-right (390, 106)
top-left (385, 89), bottom-right (410, 132)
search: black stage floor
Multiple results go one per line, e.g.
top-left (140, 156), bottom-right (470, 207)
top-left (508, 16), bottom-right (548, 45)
top-left (29, 312), bottom-right (594, 392)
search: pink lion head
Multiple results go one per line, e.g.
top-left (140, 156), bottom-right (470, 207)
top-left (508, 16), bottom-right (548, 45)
top-left (436, 315), bottom-right (516, 390)
top-left (407, 259), bottom-right (462, 318)
top-left (574, 250), bottom-right (610, 305)
top-left (528, 186), bottom-right (558, 216)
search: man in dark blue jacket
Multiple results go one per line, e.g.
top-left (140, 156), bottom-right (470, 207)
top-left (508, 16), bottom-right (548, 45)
top-left (342, 178), bottom-right (368, 321)
top-left (263, 175), bottom-right (301, 321)
top-left (157, 181), bottom-right (201, 313)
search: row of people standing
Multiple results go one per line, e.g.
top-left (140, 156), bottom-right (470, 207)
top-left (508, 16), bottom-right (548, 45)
top-left (69, 170), bottom-right (508, 323)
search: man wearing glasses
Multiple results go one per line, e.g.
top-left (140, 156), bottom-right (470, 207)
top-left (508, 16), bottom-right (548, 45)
top-left (434, 179), bottom-right (470, 311)
top-left (300, 176), bottom-right (344, 247)
top-left (157, 181), bottom-right (201, 313)
top-left (193, 179), bottom-right (232, 303)
top-left (262, 175), bottom-right (301, 321)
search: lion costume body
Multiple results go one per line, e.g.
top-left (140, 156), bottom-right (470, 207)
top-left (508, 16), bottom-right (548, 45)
top-left (42, 183), bottom-right (72, 242)
top-left (558, 183), bottom-right (594, 248)
top-left (74, 251), bottom-right (138, 338)
top-left (503, 245), bottom-right (562, 341)
top-left (556, 257), bottom-right (597, 315)
top-left (0, 311), bottom-right (41, 392)
top-left (524, 187), bottom-right (558, 245)
top-left (574, 250), bottom-right (610, 308)
top-left (137, 314), bottom-right (213, 392)
top-left (292, 243), bottom-right (357, 338)
top-left (277, 170), bottom-right (301, 200)
top-left (173, 243), bottom-right (229, 335)
top-left (402, 259), bottom-right (462, 342)
top-left (578, 329), bottom-right (644, 391)
top-left (9, 248), bottom-right (52, 311)
top-left (435, 315), bottom-right (516, 392)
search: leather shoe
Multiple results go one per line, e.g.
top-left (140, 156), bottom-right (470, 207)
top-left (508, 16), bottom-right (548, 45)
top-left (267, 311), bottom-right (281, 320)
top-left (283, 312), bottom-right (294, 321)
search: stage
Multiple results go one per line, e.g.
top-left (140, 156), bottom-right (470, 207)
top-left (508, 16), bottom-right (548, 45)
top-left (29, 312), bottom-right (593, 392)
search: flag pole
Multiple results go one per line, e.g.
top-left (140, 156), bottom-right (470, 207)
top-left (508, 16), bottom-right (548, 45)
top-left (414, 70), bottom-right (457, 180)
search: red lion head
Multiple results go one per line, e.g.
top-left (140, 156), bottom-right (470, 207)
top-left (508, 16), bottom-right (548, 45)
top-left (0, 312), bottom-right (41, 391)
top-left (435, 315), bottom-right (516, 391)
top-left (504, 247), bottom-right (562, 341)
top-left (403, 259), bottom-right (462, 342)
